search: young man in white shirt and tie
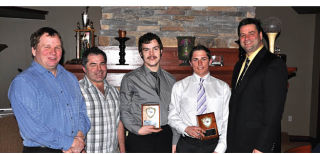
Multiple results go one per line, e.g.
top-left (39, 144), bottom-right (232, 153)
top-left (168, 45), bottom-right (231, 153)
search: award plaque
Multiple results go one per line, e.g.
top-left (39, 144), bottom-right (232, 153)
top-left (141, 104), bottom-right (160, 128)
top-left (197, 112), bottom-right (219, 140)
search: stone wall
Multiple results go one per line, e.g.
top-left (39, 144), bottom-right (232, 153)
top-left (99, 6), bottom-right (255, 48)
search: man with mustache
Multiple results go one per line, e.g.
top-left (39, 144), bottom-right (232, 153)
top-left (8, 27), bottom-right (90, 153)
top-left (79, 47), bottom-right (125, 153)
top-left (120, 33), bottom-right (178, 152)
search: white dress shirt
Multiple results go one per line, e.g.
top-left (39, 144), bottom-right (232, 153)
top-left (168, 73), bottom-right (231, 153)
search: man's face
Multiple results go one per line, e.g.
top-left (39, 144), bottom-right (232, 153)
top-left (83, 54), bottom-right (107, 84)
top-left (190, 50), bottom-right (212, 78)
top-left (141, 39), bottom-right (162, 70)
top-left (32, 33), bottom-right (62, 73)
top-left (239, 24), bottom-right (263, 54)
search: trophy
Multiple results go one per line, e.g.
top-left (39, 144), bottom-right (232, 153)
top-left (197, 112), bottom-right (219, 140)
top-left (82, 7), bottom-right (89, 28)
top-left (211, 55), bottom-right (224, 66)
top-left (141, 104), bottom-right (160, 128)
top-left (67, 7), bottom-right (95, 64)
top-left (68, 7), bottom-right (95, 64)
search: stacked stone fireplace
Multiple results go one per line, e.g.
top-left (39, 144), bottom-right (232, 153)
top-left (98, 6), bottom-right (255, 48)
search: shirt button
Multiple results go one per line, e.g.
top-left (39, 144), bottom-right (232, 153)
top-left (60, 91), bottom-right (63, 93)
top-left (71, 117), bottom-right (72, 119)
top-left (67, 104), bottom-right (69, 106)
top-left (72, 131), bottom-right (74, 134)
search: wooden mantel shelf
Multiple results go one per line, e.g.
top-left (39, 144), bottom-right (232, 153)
top-left (65, 46), bottom-right (297, 87)
top-left (65, 64), bottom-right (236, 73)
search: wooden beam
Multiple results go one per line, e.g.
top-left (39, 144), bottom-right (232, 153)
top-left (0, 7), bottom-right (48, 20)
top-left (0, 44), bottom-right (8, 53)
top-left (292, 7), bottom-right (320, 14)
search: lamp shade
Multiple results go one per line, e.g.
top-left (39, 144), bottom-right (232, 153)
top-left (262, 17), bottom-right (281, 33)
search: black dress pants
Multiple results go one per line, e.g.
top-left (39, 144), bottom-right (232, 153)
top-left (23, 146), bottom-right (62, 153)
top-left (126, 125), bottom-right (173, 153)
top-left (176, 135), bottom-right (218, 153)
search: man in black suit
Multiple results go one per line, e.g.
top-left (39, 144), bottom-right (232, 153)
top-left (226, 18), bottom-right (288, 153)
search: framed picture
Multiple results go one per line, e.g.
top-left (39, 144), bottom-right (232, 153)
top-left (141, 104), bottom-right (160, 128)
top-left (197, 112), bottom-right (219, 140)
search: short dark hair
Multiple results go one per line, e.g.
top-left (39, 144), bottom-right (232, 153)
top-left (237, 18), bottom-right (263, 37)
top-left (30, 27), bottom-right (62, 49)
top-left (138, 32), bottom-right (163, 54)
top-left (82, 47), bottom-right (107, 67)
top-left (188, 45), bottom-right (211, 62)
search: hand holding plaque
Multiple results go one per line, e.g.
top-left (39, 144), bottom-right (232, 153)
top-left (141, 104), bottom-right (160, 128)
top-left (197, 112), bottom-right (219, 140)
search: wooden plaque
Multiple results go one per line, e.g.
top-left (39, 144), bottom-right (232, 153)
top-left (141, 104), bottom-right (160, 128)
top-left (197, 112), bottom-right (219, 140)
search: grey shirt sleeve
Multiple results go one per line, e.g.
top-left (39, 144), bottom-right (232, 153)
top-left (119, 76), bottom-right (141, 134)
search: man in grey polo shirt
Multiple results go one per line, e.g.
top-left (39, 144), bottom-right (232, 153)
top-left (120, 32), bottom-right (178, 152)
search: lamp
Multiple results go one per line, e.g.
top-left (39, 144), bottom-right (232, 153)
top-left (262, 17), bottom-right (281, 53)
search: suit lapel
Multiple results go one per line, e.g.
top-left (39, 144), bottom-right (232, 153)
top-left (234, 47), bottom-right (267, 94)
top-left (231, 60), bottom-right (243, 90)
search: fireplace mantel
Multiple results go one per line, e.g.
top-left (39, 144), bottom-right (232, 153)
top-left (64, 46), bottom-right (297, 87)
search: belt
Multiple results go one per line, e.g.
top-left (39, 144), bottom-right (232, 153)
top-left (127, 124), bottom-right (172, 137)
top-left (23, 146), bottom-right (62, 153)
top-left (181, 135), bottom-right (218, 145)
top-left (160, 124), bottom-right (171, 129)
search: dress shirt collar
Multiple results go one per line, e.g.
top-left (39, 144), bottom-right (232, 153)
top-left (82, 75), bottom-right (110, 90)
top-left (246, 44), bottom-right (264, 62)
top-left (32, 60), bottom-right (64, 77)
top-left (143, 64), bottom-right (160, 74)
top-left (193, 72), bottom-right (210, 83)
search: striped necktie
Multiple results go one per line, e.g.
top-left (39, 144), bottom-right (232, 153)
top-left (150, 72), bottom-right (160, 96)
top-left (236, 58), bottom-right (250, 87)
top-left (197, 78), bottom-right (207, 115)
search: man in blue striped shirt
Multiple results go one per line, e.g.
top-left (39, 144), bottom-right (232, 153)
top-left (8, 27), bottom-right (90, 153)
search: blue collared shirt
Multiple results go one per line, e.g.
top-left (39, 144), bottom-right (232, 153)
top-left (8, 61), bottom-right (90, 150)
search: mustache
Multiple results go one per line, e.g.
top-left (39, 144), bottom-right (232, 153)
top-left (147, 56), bottom-right (158, 59)
top-left (95, 70), bottom-right (106, 74)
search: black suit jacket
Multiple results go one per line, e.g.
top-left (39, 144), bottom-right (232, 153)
top-left (226, 47), bottom-right (288, 152)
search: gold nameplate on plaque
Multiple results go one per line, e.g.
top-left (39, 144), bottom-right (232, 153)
top-left (141, 104), bottom-right (160, 128)
top-left (197, 112), bottom-right (219, 140)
